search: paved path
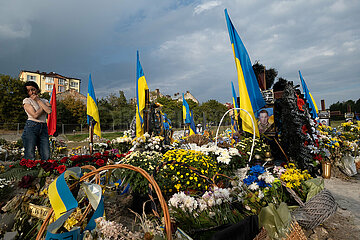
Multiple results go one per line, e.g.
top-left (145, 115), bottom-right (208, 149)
top-left (324, 175), bottom-right (360, 230)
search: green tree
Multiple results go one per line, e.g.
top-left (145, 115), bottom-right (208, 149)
top-left (156, 97), bottom-right (182, 128)
top-left (199, 99), bottom-right (227, 125)
top-left (98, 91), bottom-right (135, 130)
top-left (0, 74), bottom-right (27, 124)
top-left (57, 97), bottom-right (86, 125)
top-left (252, 61), bottom-right (278, 89)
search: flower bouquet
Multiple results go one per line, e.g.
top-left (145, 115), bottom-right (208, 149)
top-left (156, 149), bottom-right (220, 195)
top-left (237, 165), bottom-right (282, 215)
top-left (277, 163), bottom-right (312, 202)
top-left (168, 187), bottom-right (244, 238)
top-left (118, 151), bottom-right (163, 195)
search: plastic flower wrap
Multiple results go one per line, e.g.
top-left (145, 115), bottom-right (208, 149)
top-left (168, 187), bottom-right (244, 235)
top-left (110, 135), bottom-right (132, 154)
top-left (119, 151), bottom-right (163, 195)
top-left (235, 137), bottom-right (271, 160)
top-left (157, 149), bottom-right (219, 194)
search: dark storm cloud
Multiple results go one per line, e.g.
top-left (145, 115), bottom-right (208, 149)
top-left (0, 0), bottom-right (359, 107)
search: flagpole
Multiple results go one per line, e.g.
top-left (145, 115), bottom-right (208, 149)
top-left (263, 66), bottom-right (266, 90)
top-left (89, 121), bottom-right (93, 154)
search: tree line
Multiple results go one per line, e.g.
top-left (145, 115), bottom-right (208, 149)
top-left (0, 74), bottom-right (229, 130)
top-left (5, 61), bottom-right (351, 131)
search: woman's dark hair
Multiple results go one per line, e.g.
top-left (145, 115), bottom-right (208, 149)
top-left (24, 81), bottom-right (40, 95)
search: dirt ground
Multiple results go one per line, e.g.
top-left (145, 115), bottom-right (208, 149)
top-left (304, 174), bottom-right (360, 240)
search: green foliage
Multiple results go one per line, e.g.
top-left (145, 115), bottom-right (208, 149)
top-left (97, 90), bottom-right (135, 130)
top-left (329, 99), bottom-right (360, 120)
top-left (156, 97), bottom-right (183, 128)
top-left (0, 167), bottom-right (39, 181)
top-left (57, 96), bottom-right (86, 124)
top-left (119, 151), bottom-right (163, 195)
top-left (0, 74), bottom-right (27, 124)
top-left (198, 99), bottom-right (227, 125)
top-left (39, 92), bottom-right (50, 100)
top-left (252, 61), bottom-right (278, 89)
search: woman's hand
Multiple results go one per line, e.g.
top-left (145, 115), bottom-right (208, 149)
top-left (30, 94), bottom-right (40, 102)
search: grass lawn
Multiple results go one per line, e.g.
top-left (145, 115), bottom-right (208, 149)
top-left (330, 120), bottom-right (343, 128)
top-left (66, 131), bottom-right (124, 142)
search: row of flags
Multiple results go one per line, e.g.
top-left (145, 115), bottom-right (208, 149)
top-left (47, 9), bottom-right (321, 140)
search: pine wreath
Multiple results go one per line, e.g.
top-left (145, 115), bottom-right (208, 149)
top-left (274, 80), bottom-right (318, 175)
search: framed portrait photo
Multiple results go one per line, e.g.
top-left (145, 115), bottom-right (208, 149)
top-left (319, 118), bottom-right (330, 126)
top-left (256, 107), bottom-right (275, 136)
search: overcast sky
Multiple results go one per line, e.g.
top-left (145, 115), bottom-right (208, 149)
top-left (1, 0), bottom-right (359, 108)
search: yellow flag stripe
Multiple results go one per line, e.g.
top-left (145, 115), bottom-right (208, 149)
top-left (87, 94), bottom-right (101, 137)
top-left (233, 44), bottom-right (259, 137)
top-left (309, 92), bottom-right (319, 113)
top-left (48, 178), bottom-right (68, 219)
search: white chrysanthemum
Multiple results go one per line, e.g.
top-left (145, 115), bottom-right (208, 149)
top-left (228, 148), bottom-right (239, 156)
top-left (258, 189), bottom-right (264, 199)
top-left (249, 182), bottom-right (259, 191)
top-left (259, 172), bottom-right (275, 184)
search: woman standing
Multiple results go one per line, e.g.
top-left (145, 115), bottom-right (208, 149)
top-left (22, 81), bottom-right (52, 160)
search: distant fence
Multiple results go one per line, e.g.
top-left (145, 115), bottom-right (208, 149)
top-left (0, 122), bottom-right (131, 136)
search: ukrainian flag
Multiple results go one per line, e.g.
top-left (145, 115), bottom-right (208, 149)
top-left (87, 74), bottom-right (101, 138)
top-left (299, 71), bottom-right (319, 119)
top-left (225, 9), bottom-right (266, 137)
top-left (189, 110), bottom-right (197, 135)
top-left (231, 81), bottom-right (239, 131)
top-left (182, 93), bottom-right (191, 124)
top-left (136, 51), bottom-right (149, 137)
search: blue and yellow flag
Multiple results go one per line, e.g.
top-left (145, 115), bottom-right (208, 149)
top-left (225, 9), bottom-right (265, 137)
top-left (182, 94), bottom-right (191, 124)
top-left (231, 81), bottom-right (239, 131)
top-left (299, 70), bottom-right (319, 119)
top-left (87, 74), bottom-right (101, 138)
top-left (136, 51), bottom-right (149, 137)
top-left (189, 110), bottom-right (197, 135)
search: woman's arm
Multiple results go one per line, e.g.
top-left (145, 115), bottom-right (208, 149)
top-left (31, 95), bottom-right (52, 114)
top-left (24, 103), bottom-right (44, 119)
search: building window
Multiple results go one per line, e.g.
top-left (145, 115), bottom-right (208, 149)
top-left (58, 85), bottom-right (65, 92)
top-left (45, 77), bottom-right (54, 83)
top-left (46, 84), bottom-right (54, 91)
top-left (27, 75), bottom-right (36, 81)
top-left (70, 81), bottom-right (79, 87)
top-left (58, 78), bottom-right (66, 85)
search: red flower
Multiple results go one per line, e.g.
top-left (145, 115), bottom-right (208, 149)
top-left (315, 139), bottom-right (319, 148)
top-left (301, 125), bottom-right (308, 135)
top-left (103, 151), bottom-right (109, 156)
top-left (9, 165), bottom-right (14, 168)
top-left (56, 165), bottom-right (67, 174)
top-left (48, 159), bottom-right (57, 163)
top-left (70, 155), bottom-right (80, 161)
top-left (95, 159), bottom-right (105, 166)
top-left (25, 160), bottom-right (37, 168)
top-left (60, 157), bottom-right (69, 163)
top-left (296, 94), bottom-right (305, 112)
top-left (304, 141), bottom-right (309, 146)
top-left (116, 153), bottom-right (121, 158)
top-left (314, 154), bottom-right (323, 162)
top-left (18, 175), bottom-right (35, 188)
top-left (35, 160), bottom-right (42, 165)
top-left (20, 158), bottom-right (27, 166)
top-left (94, 152), bottom-right (102, 158)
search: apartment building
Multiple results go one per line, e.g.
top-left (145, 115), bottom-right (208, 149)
top-left (19, 70), bottom-right (81, 94)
